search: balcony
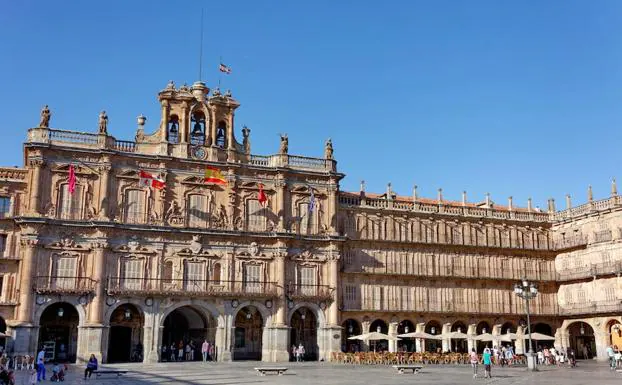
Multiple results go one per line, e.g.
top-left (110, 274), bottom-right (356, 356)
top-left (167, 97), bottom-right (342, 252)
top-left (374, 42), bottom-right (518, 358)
top-left (593, 229), bottom-right (613, 244)
top-left (106, 277), bottom-right (278, 298)
top-left (34, 276), bottom-right (97, 295)
top-left (554, 234), bottom-right (588, 251)
top-left (344, 300), bottom-right (558, 316)
top-left (557, 261), bottom-right (622, 282)
top-left (286, 283), bottom-right (333, 302)
top-left (559, 301), bottom-right (622, 316)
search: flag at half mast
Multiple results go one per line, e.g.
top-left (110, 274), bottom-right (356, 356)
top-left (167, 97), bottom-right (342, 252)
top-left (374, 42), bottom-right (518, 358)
top-left (205, 167), bottom-right (227, 185)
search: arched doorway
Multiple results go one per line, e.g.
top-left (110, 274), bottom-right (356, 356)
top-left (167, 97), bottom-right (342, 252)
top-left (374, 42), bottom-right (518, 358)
top-left (501, 322), bottom-right (515, 335)
top-left (425, 320), bottom-right (442, 352)
top-left (38, 302), bottom-right (79, 363)
top-left (451, 321), bottom-right (468, 353)
top-left (369, 319), bottom-right (388, 352)
top-left (397, 320), bottom-right (415, 352)
top-left (0, 317), bottom-right (6, 352)
top-left (233, 306), bottom-right (263, 360)
top-left (607, 319), bottom-right (622, 347)
top-left (568, 321), bottom-right (596, 359)
top-left (531, 323), bottom-right (554, 351)
top-left (290, 307), bottom-right (318, 361)
top-left (162, 306), bottom-right (216, 362)
top-left (476, 321), bottom-right (491, 353)
top-left (341, 319), bottom-right (361, 353)
top-left (107, 304), bottom-right (143, 363)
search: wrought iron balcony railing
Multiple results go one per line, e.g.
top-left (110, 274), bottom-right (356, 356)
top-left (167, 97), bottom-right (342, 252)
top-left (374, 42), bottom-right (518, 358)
top-left (554, 234), bottom-right (588, 250)
top-left (559, 300), bottom-right (622, 315)
top-left (286, 283), bottom-right (334, 302)
top-left (106, 277), bottom-right (278, 298)
top-left (34, 276), bottom-right (97, 295)
top-left (557, 261), bottom-right (622, 282)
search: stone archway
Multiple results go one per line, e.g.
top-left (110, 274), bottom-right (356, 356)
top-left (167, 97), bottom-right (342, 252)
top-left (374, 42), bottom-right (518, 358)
top-left (531, 323), bottom-right (554, 351)
top-left (161, 305), bottom-right (216, 362)
top-left (397, 320), bottom-right (415, 352)
top-left (107, 304), bottom-right (143, 363)
top-left (341, 319), bottom-right (361, 353)
top-left (233, 306), bottom-right (263, 360)
top-left (606, 319), bottom-right (622, 348)
top-left (567, 321), bottom-right (596, 359)
top-left (290, 307), bottom-right (318, 361)
top-left (425, 320), bottom-right (442, 352)
top-left (369, 319), bottom-right (388, 352)
top-left (38, 302), bottom-right (79, 363)
top-left (451, 321), bottom-right (468, 353)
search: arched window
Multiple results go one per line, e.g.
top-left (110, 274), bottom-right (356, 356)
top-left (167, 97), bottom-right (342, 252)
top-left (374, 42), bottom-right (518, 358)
top-left (190, 111), bottom-right (206, 146)
top-left (215, 121), bottom-right (226, 148)
top-left (58, 183), bottom-right (83, 220)
top-left (168, 115), bottom-right (179, 143)
top-left (124, 189), bottom-right (147, 224)
top-left (212, 263), bottom-right (221, 285)
top-left (187, 194), bottom-right (208, 227)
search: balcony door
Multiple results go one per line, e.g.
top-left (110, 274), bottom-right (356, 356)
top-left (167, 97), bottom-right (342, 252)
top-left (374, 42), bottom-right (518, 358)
top-left (121, 259), bottom-right (143, 291)
top-left (184, 261), bottom-right (206, 292)
top-left (53, 256), bottom-right (77, 290)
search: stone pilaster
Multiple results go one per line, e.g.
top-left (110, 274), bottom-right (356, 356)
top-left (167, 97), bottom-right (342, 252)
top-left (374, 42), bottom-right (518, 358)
top-left (88, 240), bottom-right (108, 325)
top-left (276, 177), bottom-right (286, 231)
top-left (441, 323), bottom-right (451, 352)
top-left (27, 159), bottom-right (44, 216)
top-left (17, 237), bottom-right (38, 323)
top-left (467, 324), bottom-right (476, 352)
top-left (98, 163), bottom-right (111, 220)
top-left (415, 323), bottom-right (425, 352)
top-left (388, 322), bottom-right (398, 352)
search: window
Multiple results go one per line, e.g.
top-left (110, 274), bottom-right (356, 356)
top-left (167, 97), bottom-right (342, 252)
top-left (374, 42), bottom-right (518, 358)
top-left (121, 259), bottom-right (142, 290)
top-left (246, 199), bottom-right (265, 231)
top-left (565, 288), bottom-right (574, 305)
top-left (59, 184), bottom-right (82, 220)
top-left (212, 263), bottom-right (221, 284)
top-left (244, 264), bottom-right (262, 293)
top-left (602, 252), bottom-right (612, 265)
top-left (577, 289), bottom-right (586, 303)
top-left (298, 203), bottom-right (314, 235)
top-left (605, 286), bottom-right (616, 302)
top-left (0, 197), bottom-right (10, 218)
top-left (373, 286), bottom-right (384, 310)
top-left (0, 234), bottom-right (6, 256)
top-left (299, 266), bottom-right (316, 296)
top-left (188, 195), bottom-right (208, 227)
top-left (54, 256), bottom-right (77, 290)
top-left (162, 261), bottom-right (173, 284)
top-left (125, 189), bottom-right (146, 224)
top-left (184, 261), bottom-right (205, 292)
top-left (345, 285), bottom-right (357, 302)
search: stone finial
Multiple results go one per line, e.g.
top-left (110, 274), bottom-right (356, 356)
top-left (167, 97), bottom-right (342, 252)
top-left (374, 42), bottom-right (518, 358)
top-left (166, 80), bottom-right (175, 90)
top-left (612, 178), bottom-right (618, 197)
top-left (137, 114), bottom-right (146, 127)
top-left (508, 196), bottom-right (513, 211)
top-left (588, 185), bottom-right (593, 202)
top-left (39, 105), bottom-right (51, 128)
top-left (527, 197), bottom-right (533, 212)
top-left (462, 191), bottom-right (467, 206)
top-left (547, 198), bottom-right (556, 213)
top-left (412, 185), bottom-right (418, 202)
top-left (225, 89), bottom-right (232, 97)
top-left (242, 126), bottom-right (251, 155)
top-left (437, 188), bottom-right (443, 203)
top-left (566, 194), bottom-right (572, 209)
top-left (360, 180), bottom-right (366, 193)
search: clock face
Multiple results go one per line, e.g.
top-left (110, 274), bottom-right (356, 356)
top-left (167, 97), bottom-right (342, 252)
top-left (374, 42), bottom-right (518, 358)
top-left (192, 146), bottom-right (207, 160)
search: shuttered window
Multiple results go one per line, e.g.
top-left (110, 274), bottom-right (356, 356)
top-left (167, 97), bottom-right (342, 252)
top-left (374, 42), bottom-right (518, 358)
top-left (121, 259), bottom-right (142, 290)
top-left (55, 256), bottom-right (76, 290)
top-left (188, 195), bottom-right (208, 227)
top-left (125, 190), bottom-right (146, 224)
top-left (59, 184), bottom-right (82, 220)
top-left (299, 266), bottom-right (316, 296)
top-left (184, 261), bottom-right (205, 292)
top-left (0, 197), bottom-right (10, 218)
top-left (244, 264), bottom-right (261, 293)
top-left (246, 199), bottom-right (265, 231)
top-left (298, 203), bottom-right (314, 234)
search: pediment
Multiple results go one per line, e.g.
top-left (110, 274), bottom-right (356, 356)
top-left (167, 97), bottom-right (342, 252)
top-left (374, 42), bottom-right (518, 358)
top-left (117, 169), bottom-right (140, 179)
top-left (52, 164), bottom-right (94, 176)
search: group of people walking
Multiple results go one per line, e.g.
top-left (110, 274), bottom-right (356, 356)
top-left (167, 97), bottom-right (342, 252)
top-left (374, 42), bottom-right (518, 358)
top-left (161, 339), bottom-right (216, 362)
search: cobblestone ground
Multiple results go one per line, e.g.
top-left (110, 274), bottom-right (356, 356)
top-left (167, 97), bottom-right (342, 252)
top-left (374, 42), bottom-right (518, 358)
top-left (12, 360), bottom-right (622, 385)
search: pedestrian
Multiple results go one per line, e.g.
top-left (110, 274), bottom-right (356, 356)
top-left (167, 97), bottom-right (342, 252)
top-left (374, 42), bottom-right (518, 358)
top-left (84, 353), bottom-right (98, 380)
top-left (177, 341), bottom-right (184, 361)
top-left (607, 345), bottom-right (615, 370)
top-left (582, 345), bottom-right (589, 360)
top-left (28, 368), bottom-right (37, 385)
top-left (161, 344), bottom-right (167, 362)
top-left (483, 347), bottom-right (492, 378)
top-left (36, 347), bottom-right (45, 382)
top-left (209, 343), bottom-right (215, 361)
top-left (185, 342), bottom-right (192, 361)
top-left (469, 348), bottom-right (478, 378)
top-left (170, 343), bottom-right (176, 361)
top-left (291, 345), bottom-right (297, 362)
top-left (190, 341), bottom-right (196, 361)
top-left (296, 344), bottom-right (305, 362)
top-left (202, 339), bottom-right (209, 362)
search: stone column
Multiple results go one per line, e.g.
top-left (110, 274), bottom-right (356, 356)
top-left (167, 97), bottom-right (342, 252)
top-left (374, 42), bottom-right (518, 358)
top-left (467, 324), bottom-right (476, 352)
top-left (415, 323), bottom-right (425, 352)
top-left (327, 181), bottom-right (339, 235)
top-left (88, 241), bottom-right (107, 324)
top-left (442, 323), bottom-right (451, 352)
top-left (17, 237), bottom-right (38, 323)
top-left (180, 102), bottom-right (189, 144)
top-left (515, 325), bottom-right (525, 354)
top-left (28, 159), bottom-right (44, 216)
top-left (328, 253), bottom-right (339, 326)
top-left (159, 100), bottom-right (169, 140)
top-left (361, 320), bottom-right (371, 352)
top-left (276, 177), bottom-right (286, 231)
top-left (267, 250), bottom-right (290, 362)
top-left (388, 322), bottom-right (398, 352)
top-left (98, 164), bottom-right (111, 220)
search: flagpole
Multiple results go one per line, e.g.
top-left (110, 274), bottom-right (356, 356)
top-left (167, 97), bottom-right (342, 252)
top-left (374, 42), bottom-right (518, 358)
top-left (198, 8), bottom-right (204, 81)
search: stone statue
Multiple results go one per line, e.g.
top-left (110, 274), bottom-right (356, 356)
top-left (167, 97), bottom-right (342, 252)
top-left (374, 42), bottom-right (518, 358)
top-left (217, 204), bottom-right (228, 227)
top-left (242, 126), bottom-right (251, 154)
top-left (39, 105), bottom-right (51, 128)
top-left (98, 111), bottom-right (108, 134)
top-left (166, 80), bottom-right (175, 89)
top-left (166, 200), bottom-right (180, 220)
top-left (279, 134), bottom-right (288, 154)
top-left (325, 138), bottom-right (333, 160)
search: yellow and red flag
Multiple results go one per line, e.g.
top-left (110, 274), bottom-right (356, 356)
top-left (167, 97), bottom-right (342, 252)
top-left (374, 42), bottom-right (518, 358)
top-left (204, 167), bottom-right (227, 185)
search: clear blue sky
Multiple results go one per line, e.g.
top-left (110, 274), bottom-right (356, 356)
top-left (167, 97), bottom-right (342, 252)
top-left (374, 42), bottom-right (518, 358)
top-left (2, 1), bottom-right (622, 209)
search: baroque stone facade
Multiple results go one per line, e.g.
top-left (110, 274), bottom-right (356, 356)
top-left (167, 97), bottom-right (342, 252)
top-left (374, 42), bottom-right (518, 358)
top-left (0, 80), bottom-right (618, 363)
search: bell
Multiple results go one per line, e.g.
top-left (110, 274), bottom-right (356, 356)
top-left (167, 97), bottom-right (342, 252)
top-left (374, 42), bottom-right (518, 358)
top-left (192, 121), bottom-right (203, 135)
top-left (169, 121), bottom-right (178, 134)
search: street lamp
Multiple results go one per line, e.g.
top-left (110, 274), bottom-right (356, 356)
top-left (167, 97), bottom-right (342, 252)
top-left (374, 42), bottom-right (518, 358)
top-left (514, 279), bottom-right (539, 371)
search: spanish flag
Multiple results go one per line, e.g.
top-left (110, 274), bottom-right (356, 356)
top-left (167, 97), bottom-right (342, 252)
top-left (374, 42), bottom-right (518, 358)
top-left (205, 167), bottom-right (227, 185)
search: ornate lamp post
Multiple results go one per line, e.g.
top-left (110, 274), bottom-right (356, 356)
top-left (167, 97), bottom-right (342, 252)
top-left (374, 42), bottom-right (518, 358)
top-left (514, 279), bottom-right (539, 371)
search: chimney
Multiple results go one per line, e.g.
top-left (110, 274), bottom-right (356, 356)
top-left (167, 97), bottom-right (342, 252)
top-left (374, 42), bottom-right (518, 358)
top-left (437, 188), bottom-right (443, 203)
top-left (462, 191), bottom-right (467, 206)
top-left (485, 192), bottom-right (491, 207)
top-left (412, 185), bottom-right (418, 202)
top-left (547, 198), bottom-right (556, 213)
top-left (360, 180), bottom-right (366, 194)
top-left (566, 194), bottom-right (572, 209)
top-left (508, 196), bottom-right (513, 211)
top-left (527, 197), bottom-right (533, 212)
top-left (612, 178), bottom-right (618, 197)
top-left (588, 185), bottom-right (593, 202)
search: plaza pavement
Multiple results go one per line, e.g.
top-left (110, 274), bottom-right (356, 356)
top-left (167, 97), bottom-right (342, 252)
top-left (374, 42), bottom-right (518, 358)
top-left (13, 360), bottom-right (622, 385)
